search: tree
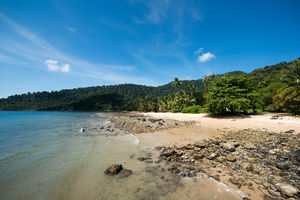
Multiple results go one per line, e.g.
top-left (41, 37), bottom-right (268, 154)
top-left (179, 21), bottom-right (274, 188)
top-left (273, 59), bottom-right (300, 114)
top-left (205, 75), bottom-right (261, 114)
top-left (172, 77), bottom-right (182, 90)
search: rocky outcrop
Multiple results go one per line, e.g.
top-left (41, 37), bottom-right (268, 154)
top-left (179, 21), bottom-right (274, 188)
top-left (104, 164), bottom-right (123, 175)
top-left (275, 183), bottom-right (299, 197)
top-left (158, 129), bottom-right (300, 199)
top-left (110, 115), bottom-right (195, 134)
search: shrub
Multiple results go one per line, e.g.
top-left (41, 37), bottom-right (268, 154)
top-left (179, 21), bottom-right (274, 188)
top-left (182, 105), bottom-right (203, 113)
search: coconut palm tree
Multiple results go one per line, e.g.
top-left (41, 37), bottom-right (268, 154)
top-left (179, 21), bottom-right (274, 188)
top-left (273, 59), bottom-right (300, 113)
top-left (172, 77), bottom-right (182, 89)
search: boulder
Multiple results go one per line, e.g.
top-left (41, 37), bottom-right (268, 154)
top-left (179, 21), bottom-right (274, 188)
top-left (105, 164), bottom-right (123, 175)
top-left (207, 153), bottom-right (218, 160)
top-left (275, 183), bottom-right (299, 197)
top-left (221, 142), bottom-right (236, 152)
top-left (226, 154), bottom-right (237, 162)
top-left (276, 162), bottom-right (290, 170)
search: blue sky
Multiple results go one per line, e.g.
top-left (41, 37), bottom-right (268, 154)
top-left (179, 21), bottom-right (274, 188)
top-left (0, 0), bottom-right (300, 97)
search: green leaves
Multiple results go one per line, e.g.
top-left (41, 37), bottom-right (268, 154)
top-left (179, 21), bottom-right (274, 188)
top-left (205, 75), bottom-right (261, 114)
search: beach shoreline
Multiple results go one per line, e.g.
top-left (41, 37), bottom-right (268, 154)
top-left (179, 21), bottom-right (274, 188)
top-left (103, 112), bottom-right (300, 200)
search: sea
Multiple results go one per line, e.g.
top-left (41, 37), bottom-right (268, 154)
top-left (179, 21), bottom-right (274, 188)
top-left (0, 111), bottom-right (245, 200)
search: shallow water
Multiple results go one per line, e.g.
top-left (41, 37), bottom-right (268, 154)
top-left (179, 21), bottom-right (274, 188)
top-left (0, 111), bottom-right (245, 200)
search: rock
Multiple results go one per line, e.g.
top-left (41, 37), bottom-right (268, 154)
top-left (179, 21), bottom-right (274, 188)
top-left (193, 153), bottom-right (204, 160)
top-left (119, 169), bottom-right (132, 177)
top-left (211, 175), bottom-right (220, 181)
top-left (263, 195), bottom-right (277, 200)
top-left (105, 164), bottom-right (123, 175)
top-left (226, 154), bottom-right (237, 162)
top-left (285, 130), bottom-right (295, 134)
top-left (276, 162), bottom-right (290, 170)
top-left (158, 121), bottom-right (164, 126)
top-left (207, 153), bottom-right (218, 160)
top-left (229, 177), bottom-right (241, 187)
top-left (291, 149), bottom-right (300, 163)
top-left (168, 165), bottom-right (180, 174)
top-left (137, 157), bottom-right (150, 161)
top-left (245, 164), bottom-right (254, 172)
top-left (222, 142), bottom-right (236, 152)
top-left (243, 143), bottom-right (255, 150)
top-left (268, 189), bottom-right (278, 197)
top-left (148, 118), bottom-right (162, 123)
top-left (194, 142), bottom-right (207, 149)
top-left (161, 149), bottom-right (175, 157)
top-left (242, 197), bottom-right (250, 200)
top-left (275, 183), bottom-right (299, 197)
top-left (270, 115), bottom-right (279, 120)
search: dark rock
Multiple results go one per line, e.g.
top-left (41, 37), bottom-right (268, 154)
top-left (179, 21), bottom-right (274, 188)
top-left (193, 153), bottom-right (204, 160)
top-left (263, 195), bottom-right (277, 200)
top-left (105, 164), bottom-right (123, 175)
top-left (194, 142), bottom-right (207, 149)
top-left (119, 169), bottom-right (132, 177)
top-left (148, 118), bottom-right (162, 123)
top-left (168, 165), bottom-right (180, 174)
top-left (276, 162), bottom-right (290, 170)
top-left (242, 197), bottom-right (250, 200)
top-left (285, 130), bottom-right (295, 134)
top-left (290, 149), bottom-right (300, 163)
top-left (212, 175), bottom-right (220, 181)
top-left (137, 157), bottom-right (148, 161)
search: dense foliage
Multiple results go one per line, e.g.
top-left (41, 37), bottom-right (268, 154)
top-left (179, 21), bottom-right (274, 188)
top-left (182, 105), bottom-right (203, 113)
top-left (204, 75), bottom-right (261, 114)
top-left (0, 80), bottom-right (204, 111)
top-left (0, 58), bottom-right (299, 114)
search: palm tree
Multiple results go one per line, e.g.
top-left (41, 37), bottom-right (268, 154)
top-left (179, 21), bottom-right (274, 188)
top-left (273, 59), bottom-right (300, 113)
top-left (186, 83), bottom-right (196, 97)
top-left (172, 77), bottom-right (182, 89)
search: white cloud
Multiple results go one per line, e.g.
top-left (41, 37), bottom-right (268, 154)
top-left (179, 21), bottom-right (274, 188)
top-left (198, 52), bottom-right (216, 62)
top-left (65, 26), bottom-right (77, 32)
top-left (0, 13), bottom-right (155, 85)
top-left (194, 47), bottom-right (203, 54)
top-left (45, 59), bottom-right (70, 73)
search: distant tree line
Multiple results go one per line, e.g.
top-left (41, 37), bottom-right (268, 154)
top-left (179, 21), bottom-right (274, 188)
top-left (0, 58), bottom-right (299, 114)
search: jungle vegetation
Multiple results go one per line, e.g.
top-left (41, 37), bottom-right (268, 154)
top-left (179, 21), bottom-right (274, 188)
top-left (0, 58), bottom-right (299, 114)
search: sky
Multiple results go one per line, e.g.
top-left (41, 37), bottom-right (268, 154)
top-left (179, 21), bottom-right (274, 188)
top-left (0, 0), bottom-right (300, 97)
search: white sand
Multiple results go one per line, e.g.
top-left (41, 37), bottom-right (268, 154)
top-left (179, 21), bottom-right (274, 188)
top-left (143, 112), bottom-right (300, 133)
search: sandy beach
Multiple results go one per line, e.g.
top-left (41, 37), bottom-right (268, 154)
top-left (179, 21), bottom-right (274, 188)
top-left (106, 112), bottom-right (300, 200)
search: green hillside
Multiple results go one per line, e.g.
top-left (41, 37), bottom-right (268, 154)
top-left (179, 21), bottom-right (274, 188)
top-left (0, 58), bottom-right (299, 113)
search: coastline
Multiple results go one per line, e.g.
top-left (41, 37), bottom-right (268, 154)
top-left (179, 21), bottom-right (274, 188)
top-left (103, 112), bottom-right (300, 200)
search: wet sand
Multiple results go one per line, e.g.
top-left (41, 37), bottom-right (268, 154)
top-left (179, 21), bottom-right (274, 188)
top-left (106, 112), bottom-right (300, 200)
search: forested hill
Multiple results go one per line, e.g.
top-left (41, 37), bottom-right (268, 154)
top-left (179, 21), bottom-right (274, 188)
top-left (0, 58), bottom-right (299, 111)
top-left (0, 79), bottom-right (205, 111)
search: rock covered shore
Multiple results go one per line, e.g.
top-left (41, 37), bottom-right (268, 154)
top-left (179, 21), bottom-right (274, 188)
top-left (109, 114), bottom-right (195, 134)
top-left (158, 129), bottom-right (300, 199)
top-left (103, 113), bottom-right (299, 199)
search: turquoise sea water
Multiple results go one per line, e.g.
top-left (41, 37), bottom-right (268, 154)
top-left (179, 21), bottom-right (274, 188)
top-left (0, 111), bottom-right (244, 200)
